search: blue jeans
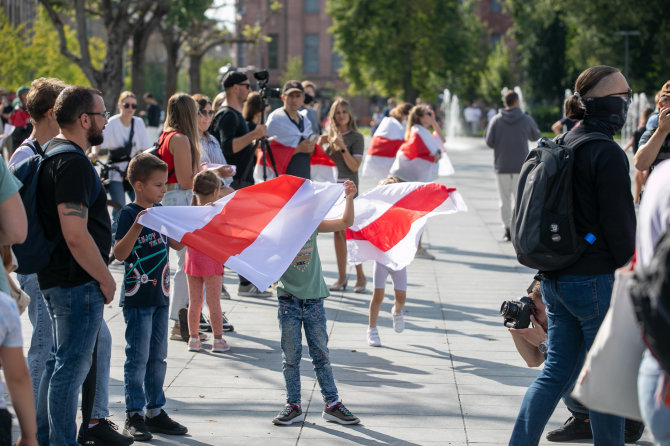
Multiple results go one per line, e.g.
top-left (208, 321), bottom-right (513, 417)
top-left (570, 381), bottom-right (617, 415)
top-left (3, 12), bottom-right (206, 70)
top-left (509, 274), bottom-right (624, 446)
top-left (278, 295), bottom-right (338, 406)
top-left (18, 273), bottom-right (52, 406)
top-left (162, 187), bottom-right (192, 321)
top-left (638, 349), bottom-right (670, 445)
top-left (36, 281), bottom-right (104, 446)
top-left (123, 305), bottom-right (168, 414)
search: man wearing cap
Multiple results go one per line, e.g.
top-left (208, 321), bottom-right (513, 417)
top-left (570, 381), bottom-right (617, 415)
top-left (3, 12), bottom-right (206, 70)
top-left (255, 80), bottom-right (315, 182)
top-left (634, 80), bottom-right (670, 172)
top-left (209, 70), bottom-right (266, 190)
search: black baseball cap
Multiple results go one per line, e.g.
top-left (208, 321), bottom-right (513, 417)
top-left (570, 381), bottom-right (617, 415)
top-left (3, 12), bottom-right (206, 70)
top-left (282, 80), bottom-right (304, 95)
top-left (222, 71), bottom-right (249, 89)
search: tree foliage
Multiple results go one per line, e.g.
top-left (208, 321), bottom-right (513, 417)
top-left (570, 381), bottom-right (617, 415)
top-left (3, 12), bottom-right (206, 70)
top-left (327, 0), bottom-right (487, 104)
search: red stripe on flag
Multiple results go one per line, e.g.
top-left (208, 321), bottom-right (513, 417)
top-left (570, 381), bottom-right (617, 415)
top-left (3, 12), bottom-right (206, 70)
top-left (346, 184), bottom-right (455, 251)
top-left (310, 144), bottom-right (336, 166)
top-left (256, 140), bottom-right (295, 175)
top-left (182, 176), bottom-right (305, 263)
top-left (400, 131), bottom-right (435, 162)
top-left (368, 136), bottom-right (403, 157)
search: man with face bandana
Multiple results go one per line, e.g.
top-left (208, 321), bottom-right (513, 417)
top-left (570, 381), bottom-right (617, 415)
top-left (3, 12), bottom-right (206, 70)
top-left (509, 66), bottom-right (636, 446)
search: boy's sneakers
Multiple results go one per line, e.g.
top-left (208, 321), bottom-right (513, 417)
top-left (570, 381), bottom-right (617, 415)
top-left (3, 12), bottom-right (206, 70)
top-left (367, 327), bottom-right (381, 347)
top-left (392, 309), bottom-right (405, 333)
top-left (78, 419), bottom-right (134, 446)
top-left (212, 338), bottom-right (231, 353)
top-left (222, 312), bottom-right (234, 332)
top-left (221, 284), bottom-right (231, 299)
top-left (144, 410), bottom-right (188, 435)
top-left (322, 402), bottom-right (360, 425)
top-left (238, 283), bottom-right (272, 297)
top-left (272, 403), bottom-right (304, 425)
top-left (188, 337), bottom-right (201, 352)
top-left (124, 413), bottom-right (152, 441)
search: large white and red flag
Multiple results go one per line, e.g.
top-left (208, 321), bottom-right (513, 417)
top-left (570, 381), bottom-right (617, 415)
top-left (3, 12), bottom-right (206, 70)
top-left (344, 182), bottom-right (467, 270)
top-left (390, 125), bottom-right (454, 182)
top-left (255, 109), bottom-right (337, 183)
top-left (138, 175), bottom-right (342, 291)
top-left (360, 116), bottom-right (405, 179)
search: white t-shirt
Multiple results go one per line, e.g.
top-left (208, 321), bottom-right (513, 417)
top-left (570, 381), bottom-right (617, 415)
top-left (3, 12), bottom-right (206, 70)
top-left (100, 115), bottom-right (151, 182)
top-left (0, 291), bottom-right (23, 409)
top-left (8, 138), bottom-right (45, 168)
top-left (636, 159), bottom-right (670, 267)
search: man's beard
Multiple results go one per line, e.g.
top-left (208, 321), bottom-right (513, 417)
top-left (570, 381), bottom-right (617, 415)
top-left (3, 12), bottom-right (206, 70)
top-left (87, 121), bottom-right (104, 146)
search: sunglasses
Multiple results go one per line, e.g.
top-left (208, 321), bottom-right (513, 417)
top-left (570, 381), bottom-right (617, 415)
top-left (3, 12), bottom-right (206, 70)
top-left (606, 88), bottom-right (632, 100)
top-left (199, 110), bottom-right (215, 117)
top-left (122, 102), bottom-right (138, 109)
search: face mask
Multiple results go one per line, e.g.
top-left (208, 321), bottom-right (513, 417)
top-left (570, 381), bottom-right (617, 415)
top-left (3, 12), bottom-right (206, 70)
top-left (582, 96), bottom-right (630, 133)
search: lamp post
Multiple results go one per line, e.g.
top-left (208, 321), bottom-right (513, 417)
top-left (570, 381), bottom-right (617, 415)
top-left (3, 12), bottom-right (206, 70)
top-left (615, 30), bottom-right (640, 78)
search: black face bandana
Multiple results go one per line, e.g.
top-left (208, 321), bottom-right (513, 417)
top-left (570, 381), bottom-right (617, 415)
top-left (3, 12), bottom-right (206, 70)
top-left (582, 96), bottom-right (630, 134)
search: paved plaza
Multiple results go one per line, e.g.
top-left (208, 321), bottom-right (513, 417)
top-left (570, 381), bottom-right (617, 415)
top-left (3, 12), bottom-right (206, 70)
top-left (16, 136), bottom-right (653, 445)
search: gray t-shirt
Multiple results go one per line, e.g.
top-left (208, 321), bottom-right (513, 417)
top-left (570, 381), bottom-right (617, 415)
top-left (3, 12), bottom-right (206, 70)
top-left (328, 130), bottom-right (364, 183)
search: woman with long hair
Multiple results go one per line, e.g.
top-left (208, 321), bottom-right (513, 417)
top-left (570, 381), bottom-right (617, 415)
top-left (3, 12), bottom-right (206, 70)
top-left (317, 98), bottom-right (366, 292)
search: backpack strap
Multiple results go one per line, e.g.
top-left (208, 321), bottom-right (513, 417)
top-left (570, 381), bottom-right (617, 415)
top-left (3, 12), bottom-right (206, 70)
top-left (555, 131), bottom-right (611, 149)
top-left (17, 139), bottom-right (45, 157)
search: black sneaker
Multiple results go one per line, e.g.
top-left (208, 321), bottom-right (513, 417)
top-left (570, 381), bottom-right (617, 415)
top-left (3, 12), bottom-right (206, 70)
top-left (624, 419), bottom-right (645, 443)
top-left (144, 410), bottom-right (188, 435)
top-left (272, 403), bottom-right (304, 425)
top-left (124, 413), bottom-right (152, 441)
top-left (78, 419), bottom-right (135, 445)
top-left (546, 416), bottom-right (592, 442)
top-left (322, 401), bottom-right (360, 425)
top-left (199, 313), bottom-right (212, 332)
top-left (222, 312), bottom-right (234, 332)
top-left (503, 228), bottom-right (511, 242)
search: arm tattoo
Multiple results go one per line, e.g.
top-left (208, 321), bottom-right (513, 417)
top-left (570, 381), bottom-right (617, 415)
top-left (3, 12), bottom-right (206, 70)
top-left (63, 202), bottom-right (88, 219)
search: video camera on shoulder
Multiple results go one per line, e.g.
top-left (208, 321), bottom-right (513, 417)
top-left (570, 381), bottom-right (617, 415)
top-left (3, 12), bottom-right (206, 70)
top-left (500, 296), bottom-right (537, 329)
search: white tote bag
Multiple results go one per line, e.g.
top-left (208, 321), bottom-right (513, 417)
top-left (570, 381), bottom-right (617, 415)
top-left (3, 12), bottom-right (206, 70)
top-left (571, 269), bottom-right (645, 421)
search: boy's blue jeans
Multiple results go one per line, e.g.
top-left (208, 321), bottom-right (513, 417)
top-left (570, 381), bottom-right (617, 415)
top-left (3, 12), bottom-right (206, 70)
top-left (509, 273), bottom-right (624, 446)
top-left (123, 305), bottom-right (168, 414)
top-left (277, 295), bottom-right (338, 406)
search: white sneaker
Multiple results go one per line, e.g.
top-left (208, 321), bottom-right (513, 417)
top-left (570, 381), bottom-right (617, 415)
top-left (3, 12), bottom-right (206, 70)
top-left (367, 327), bottom-right (381, 347)
top-left (392, 309), bottom-right (405, 333)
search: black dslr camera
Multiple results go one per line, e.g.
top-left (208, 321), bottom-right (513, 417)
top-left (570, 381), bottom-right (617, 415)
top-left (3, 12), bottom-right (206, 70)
top-left (254, 70), bottom-right (281, 99)
top-left (500, 296), bottom-right (537, 329)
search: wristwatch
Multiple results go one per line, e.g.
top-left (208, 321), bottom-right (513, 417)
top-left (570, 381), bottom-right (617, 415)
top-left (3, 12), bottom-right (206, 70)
top-left (538, 340), bottom-right (548, 355)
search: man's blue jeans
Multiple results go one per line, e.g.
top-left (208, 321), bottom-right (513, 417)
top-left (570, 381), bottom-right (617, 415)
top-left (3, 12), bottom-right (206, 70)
top-left (638, 349), bottom-right (670, 445)
top-left (123, 305), bottom-right (168, 414)
top-left (509, 274), bottom-right (624, 446)
top-left (278, 295), bottom-right (339, 406)
top-left (36, 281), bottom-right (104, 446)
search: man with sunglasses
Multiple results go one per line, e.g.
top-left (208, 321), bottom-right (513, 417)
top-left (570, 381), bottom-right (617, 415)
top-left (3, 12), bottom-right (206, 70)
top-left (634, 80), bottom-right (670, 172)
top-left (35, 86), bottom-right (133, 445)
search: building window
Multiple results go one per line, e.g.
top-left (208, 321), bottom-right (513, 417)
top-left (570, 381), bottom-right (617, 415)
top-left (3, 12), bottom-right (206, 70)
top-left (490, 33), bottom-right (501, 47)
top-left (490, 0), bottom-right (502, 13)
top-left (304, 0), bottom-right (319, 14)
top-left (304, 34), bottom-right (319, 73)
top-left (268, 34), bottom-right (279, 69)
top-left (331, 36), bottom-right (342, 73)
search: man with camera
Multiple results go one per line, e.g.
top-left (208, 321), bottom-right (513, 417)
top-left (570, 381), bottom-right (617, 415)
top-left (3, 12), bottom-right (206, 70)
top-left (505, 283), bottom-right (644, 443)
top-left (301, 80), bottom-right (321, 135)
top-left (209, 70), bottom-right (267, 190)
top-left (254, 80), bottom-right (316, 181)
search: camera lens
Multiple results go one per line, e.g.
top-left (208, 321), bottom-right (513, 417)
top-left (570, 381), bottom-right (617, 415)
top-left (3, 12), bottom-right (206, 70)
top-left (500, 301), bottom-right (520, 319)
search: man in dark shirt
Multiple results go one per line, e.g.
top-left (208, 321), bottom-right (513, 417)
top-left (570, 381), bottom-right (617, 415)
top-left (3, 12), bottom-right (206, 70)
top-left (634, 80), bottom-right (670, 172)
top-left (209, 70), bottom-right (266, 189)
top-left (143, 92), bottom-right (161, 144)
top-left (36, 86), bottom-right (131, 446)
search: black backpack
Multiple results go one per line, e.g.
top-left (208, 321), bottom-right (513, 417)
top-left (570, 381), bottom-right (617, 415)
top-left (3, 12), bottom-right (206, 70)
top-left (630, 227), bottom-right (670, 375)
top-left (511, 132), bottom-right (610, 271)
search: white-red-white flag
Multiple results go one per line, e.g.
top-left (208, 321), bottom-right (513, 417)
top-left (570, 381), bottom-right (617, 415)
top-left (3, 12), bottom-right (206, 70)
top-left (138, 176), bottom-right (342, 291)
top-left (360, 116), bottom-right (405, 179)
top-left (390, 125), bottom-right (454, 182)
top-left (345, 182), bottom-right (467, 270)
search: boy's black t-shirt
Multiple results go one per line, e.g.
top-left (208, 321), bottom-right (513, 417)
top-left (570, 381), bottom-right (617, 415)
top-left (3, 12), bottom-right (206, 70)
top-left (115, 203), bottom-right (170, 308)
top-left (36, 139), bottom-right (111, 290)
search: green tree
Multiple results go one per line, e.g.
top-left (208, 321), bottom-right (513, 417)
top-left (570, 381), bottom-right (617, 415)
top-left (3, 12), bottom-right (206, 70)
top-left (280, 56), bottom-right (303, 86)
top-left (478, 41), bottom-right (515, 105)
top-left (327, 0), bottom-right (487, 103)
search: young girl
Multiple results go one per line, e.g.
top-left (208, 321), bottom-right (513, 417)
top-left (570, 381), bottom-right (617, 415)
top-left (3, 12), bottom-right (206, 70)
top-left (367, 175), bottom-right (408, 347)
top-left (185, 170), bottom-right (229, 353)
